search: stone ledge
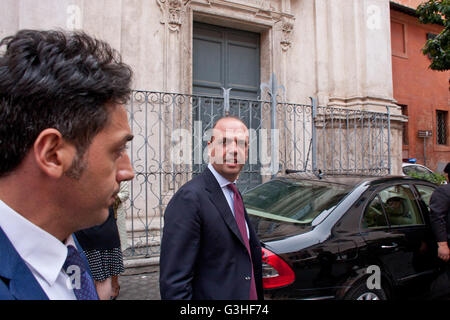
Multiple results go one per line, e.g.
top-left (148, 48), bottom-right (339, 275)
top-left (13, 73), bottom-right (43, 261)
top-left (123, 256), bottom-right (160, 275)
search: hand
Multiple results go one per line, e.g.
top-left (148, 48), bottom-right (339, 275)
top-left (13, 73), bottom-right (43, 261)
top-left (437, 242), bottom-right (450, 262)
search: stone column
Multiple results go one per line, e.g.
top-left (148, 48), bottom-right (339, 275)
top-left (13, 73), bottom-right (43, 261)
top-left (157, 0), bottom-right (191, 93)
top-left (313, 0), bottom-right (397, 112)
top-left (0, 0), bottom-right (19, 39)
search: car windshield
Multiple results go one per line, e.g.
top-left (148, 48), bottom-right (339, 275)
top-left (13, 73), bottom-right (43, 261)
top-left (243, 178), bottom-right (352, 224)
top-left (403, 165), bottom-right (431, 175)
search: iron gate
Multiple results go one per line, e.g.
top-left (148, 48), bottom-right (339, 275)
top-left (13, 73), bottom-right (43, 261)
top-left (122, 90), bottom-right (391, 258)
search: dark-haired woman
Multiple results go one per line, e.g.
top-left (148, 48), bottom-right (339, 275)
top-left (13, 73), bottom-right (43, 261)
top-left (75, 203), bottom-right (125, 300)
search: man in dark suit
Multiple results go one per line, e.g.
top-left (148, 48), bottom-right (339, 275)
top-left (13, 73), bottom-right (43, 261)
top-left (429, 162), bottom-right (450, 262)
top-left (0, 30), bottom-right (134, 299)
top-left (160, 116), bottom-right (263, 300)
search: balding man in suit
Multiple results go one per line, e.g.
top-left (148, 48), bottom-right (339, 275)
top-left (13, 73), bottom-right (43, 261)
top-left (160, 116), bottom-right (263, 300)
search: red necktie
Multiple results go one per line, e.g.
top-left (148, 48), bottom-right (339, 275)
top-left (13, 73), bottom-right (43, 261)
top-left (227, 183), bottom-right (258, 300)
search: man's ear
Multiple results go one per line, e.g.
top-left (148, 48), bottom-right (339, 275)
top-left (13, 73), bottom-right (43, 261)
top-left (33, 129), bottom-right (76, 178)
top-left (207, 140), bottom-right (213, 160)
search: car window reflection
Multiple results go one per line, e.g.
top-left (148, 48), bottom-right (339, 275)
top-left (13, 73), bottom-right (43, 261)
top-left (244, 179), bottom-right (351, 224)
top-left (363, 184), bottom-right (425, 229)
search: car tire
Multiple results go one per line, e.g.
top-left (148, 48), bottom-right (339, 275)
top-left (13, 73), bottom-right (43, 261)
top-left (343, 279), bottom-right (389, 300)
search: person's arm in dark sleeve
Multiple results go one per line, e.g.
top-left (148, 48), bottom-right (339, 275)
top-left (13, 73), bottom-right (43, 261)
top-left (429, 186), bottom-right (450, 243)
top-left (159, 188), bottom-right (201, 300)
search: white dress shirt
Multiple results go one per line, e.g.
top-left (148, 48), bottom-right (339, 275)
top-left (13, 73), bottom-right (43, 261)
top-left (208, 163), bottom-right (249, 239)
top-left (0, 199), bottom-right (77, 300)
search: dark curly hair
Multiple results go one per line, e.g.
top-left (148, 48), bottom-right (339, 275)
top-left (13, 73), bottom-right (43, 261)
top-left (0, 29), bottom-right (133, 177)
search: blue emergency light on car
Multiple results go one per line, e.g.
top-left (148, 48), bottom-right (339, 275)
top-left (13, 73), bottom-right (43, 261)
top-left (407, 158), bottom-right (417, 163)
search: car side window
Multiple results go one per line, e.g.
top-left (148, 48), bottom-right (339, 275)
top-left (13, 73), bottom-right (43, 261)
top-left (379, 185), bottom-right (424, 227)
top-left (362, 195), bottom-right (389, 229)
top-left (414, 184), bottom-right (435, 212)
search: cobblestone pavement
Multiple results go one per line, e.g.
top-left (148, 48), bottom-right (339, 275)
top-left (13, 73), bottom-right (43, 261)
top-left (115, 268), bottom-right (450, 300)
top-left (117, 270), bottom-right (160, 300)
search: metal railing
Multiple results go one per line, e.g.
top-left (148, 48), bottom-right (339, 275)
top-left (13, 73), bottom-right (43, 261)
top-left (122, 90), bottom-right (391, 258)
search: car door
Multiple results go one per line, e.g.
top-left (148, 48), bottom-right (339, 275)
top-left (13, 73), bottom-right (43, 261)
top-left (360, 190), bottom-right (409, 283)
top-left (360, 183), bottom-right (431, 286)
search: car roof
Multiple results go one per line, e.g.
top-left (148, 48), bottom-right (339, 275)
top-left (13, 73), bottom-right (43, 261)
top-left (402, 163), bottom-right (427, 167)
top-left (277, 172), bottom-right (430, 187)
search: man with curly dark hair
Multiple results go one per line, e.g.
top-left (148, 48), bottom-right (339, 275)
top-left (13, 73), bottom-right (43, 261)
top-left (0, 30), bottom-right (134, 300)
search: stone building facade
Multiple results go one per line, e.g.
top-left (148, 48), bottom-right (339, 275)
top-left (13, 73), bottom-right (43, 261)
top-left (390, 1), bottom-right (450, 173)
top-left (1, 0), bottom-right (404, 170)
top-left (2, 0), bottom-right (406, 257)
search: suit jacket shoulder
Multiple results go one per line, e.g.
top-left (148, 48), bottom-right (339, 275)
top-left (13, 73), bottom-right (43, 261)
top-left (430, 184), bottom-right (450, 212)
top-left (175, 170), bottom-right (210, 195)
top-left (165, 169), bottom-right (221, 217)
top-left (429, 184), bottom-right (450, 243)
top-left (0, 227), bottom-right (48, 300)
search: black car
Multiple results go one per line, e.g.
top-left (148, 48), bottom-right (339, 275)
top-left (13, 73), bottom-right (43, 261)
top-left (244, 174), bottom-right (446, 300)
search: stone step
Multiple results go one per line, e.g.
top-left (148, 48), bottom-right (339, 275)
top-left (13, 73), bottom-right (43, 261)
top-left (123, 256), bottom-right (160, 275)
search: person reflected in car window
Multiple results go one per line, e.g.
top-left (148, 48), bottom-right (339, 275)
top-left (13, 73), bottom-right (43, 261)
top-left (385, 197), bottom-right (405, 217)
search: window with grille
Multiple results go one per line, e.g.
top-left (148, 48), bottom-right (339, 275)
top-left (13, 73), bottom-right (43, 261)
top-left (436, 110), bottom-right (448, 145)
top-left (400, 104), bottom-right (408, 145)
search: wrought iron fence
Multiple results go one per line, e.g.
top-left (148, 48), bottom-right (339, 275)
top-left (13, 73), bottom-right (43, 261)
top-left (122, 90), bottom-right (391, 258)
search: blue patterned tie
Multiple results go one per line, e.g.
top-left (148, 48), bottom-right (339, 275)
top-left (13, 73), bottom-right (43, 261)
top-left (63, 245), bottom-right (99, 300)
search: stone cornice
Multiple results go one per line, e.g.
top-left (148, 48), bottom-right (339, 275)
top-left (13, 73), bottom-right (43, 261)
top-left (190, 0), bottom-right (295, 25)
top-left (327, 95), bottom-right (402, 116)
top-left (328, 95), bottom-right (398, 107)
top-left (190, 0), bottom-right (295, 51)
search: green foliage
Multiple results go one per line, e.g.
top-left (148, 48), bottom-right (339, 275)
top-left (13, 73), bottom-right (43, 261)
top-left (416, 0), bottom-right (450, 71)
top-left (406, 171), bottom-right (447, 185)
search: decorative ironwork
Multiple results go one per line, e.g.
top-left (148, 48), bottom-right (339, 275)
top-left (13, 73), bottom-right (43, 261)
top-left (123, 90), bottom-right (392, 258)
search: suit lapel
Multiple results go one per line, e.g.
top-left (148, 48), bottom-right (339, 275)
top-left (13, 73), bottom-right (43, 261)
top-left (0, 227), bottom-right (48, 300)
top-left (202, 168), bottom-right (247, 248)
